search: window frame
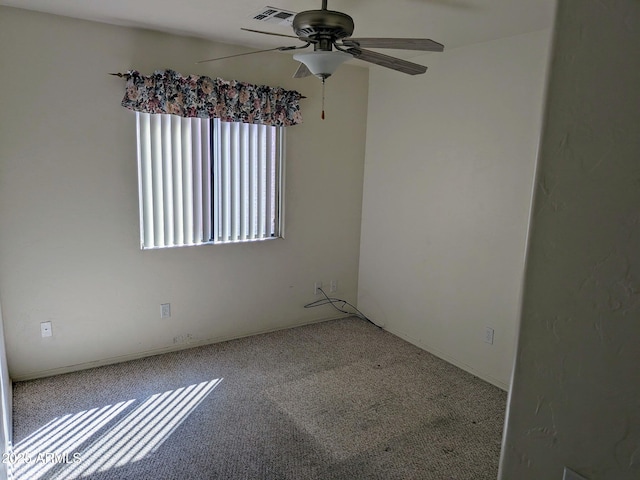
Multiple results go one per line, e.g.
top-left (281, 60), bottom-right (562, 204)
top-left (135, 112), bottom-right (286, 250)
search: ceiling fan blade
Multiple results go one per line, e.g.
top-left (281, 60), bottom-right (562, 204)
top-left (293, 62), bottom-right (312, 78)
top-left (343, 38), bottom-right (444, 52)
top-left (241, 27), bottom-right (299, 39)
top-left (345, 48), bottom-right (427, 75)
top-left (196, 46), bottom-right (296, 64)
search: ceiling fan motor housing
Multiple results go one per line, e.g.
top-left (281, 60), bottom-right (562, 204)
top-left (293, 9), bottom-right (354, 48)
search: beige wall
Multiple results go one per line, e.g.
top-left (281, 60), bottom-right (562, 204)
top-left (358, 30), bottom-right (551, 389)
top-left (0, 7), bottom-right (369, 380)
top-left (500, 0), bottom-right (640, 478)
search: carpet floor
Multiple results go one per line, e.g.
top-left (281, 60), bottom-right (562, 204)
top-left (11, 317), bottom-right (507, 479)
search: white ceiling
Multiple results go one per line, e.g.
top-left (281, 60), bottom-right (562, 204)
top-left (0, 0), bottom-right (556, 57)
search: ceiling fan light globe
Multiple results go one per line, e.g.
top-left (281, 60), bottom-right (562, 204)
top-left (293, 51), bottom-right (352, 78)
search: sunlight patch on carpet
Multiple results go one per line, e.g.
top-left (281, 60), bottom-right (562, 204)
top-left (10, 378), bottom-right (222, 479)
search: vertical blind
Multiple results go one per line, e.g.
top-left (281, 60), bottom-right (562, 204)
top-left (136, 112), bottom-right (283, 249)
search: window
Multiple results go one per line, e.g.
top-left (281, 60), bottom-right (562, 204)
top-left (136, 112), bottom-right (284, 249)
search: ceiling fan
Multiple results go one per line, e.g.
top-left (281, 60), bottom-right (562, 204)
top-left (199, 0), bottom-right (444, 81)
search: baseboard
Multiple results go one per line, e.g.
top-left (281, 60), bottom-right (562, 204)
top-left (11, 314), bottom-right (348, 382)
top-left (382, 325), bottom-right (510, 392)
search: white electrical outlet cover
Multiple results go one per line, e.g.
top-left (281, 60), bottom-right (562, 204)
top-left (484, 327), bottom-right (495, 344)
top-left (40, 321), bottom-right (52, 337)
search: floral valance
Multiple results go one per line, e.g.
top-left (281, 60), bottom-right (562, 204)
top-left (120, 69), bottom-right (303, 127)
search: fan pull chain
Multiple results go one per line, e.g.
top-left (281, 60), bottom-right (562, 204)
top-left (321, 77), bottom-right (326, 120)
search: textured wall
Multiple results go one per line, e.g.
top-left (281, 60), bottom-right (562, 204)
top-left (0, 7), bottom-right (368, 380)
top-left (358, 30), bottom-right (551, 389)
top-left (499, 0), bottom-right (640, 478)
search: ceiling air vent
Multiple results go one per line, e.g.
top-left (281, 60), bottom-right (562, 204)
top-left (251, 6), bottom-right (297, 26)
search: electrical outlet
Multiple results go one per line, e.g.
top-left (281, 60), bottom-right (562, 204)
top-left (161, 303), bottom-right (171, 318)
top-left (314, 282), bottom-right (323, 295)
top-left (329, 280), bottom-right (338, 293)
top-left (40, 321), bottom-right (52, 338)
top-left (484, 327), bottom-right (494, 345)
